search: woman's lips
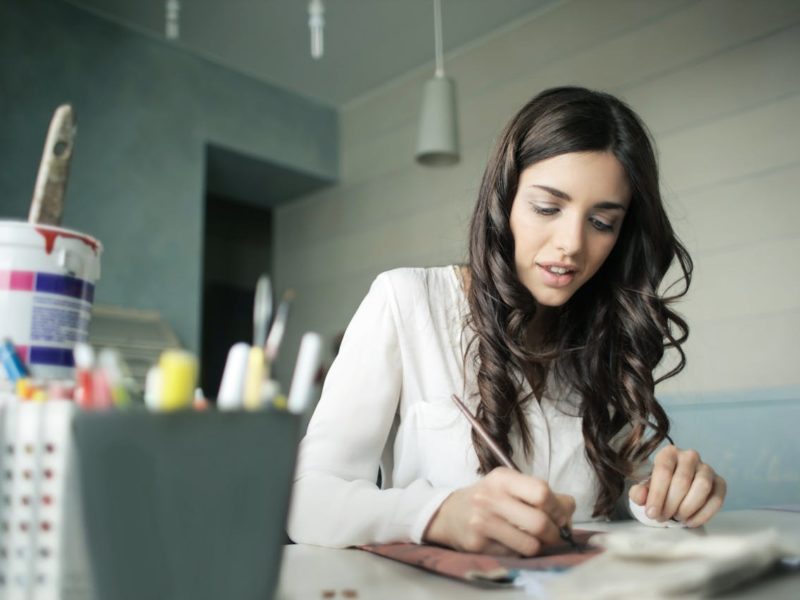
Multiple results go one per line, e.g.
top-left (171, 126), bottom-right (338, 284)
top-left (537, 263), bottom-right (576, 288)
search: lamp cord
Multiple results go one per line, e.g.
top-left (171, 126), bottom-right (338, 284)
top-left (433, 0), bottom-right (444, 77)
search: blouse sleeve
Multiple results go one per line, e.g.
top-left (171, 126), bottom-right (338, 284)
top-left (286, 273), bottom-right (453, 547)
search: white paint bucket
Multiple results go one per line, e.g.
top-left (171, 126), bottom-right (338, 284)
top-left (0, 221), bottom-right (102, 380)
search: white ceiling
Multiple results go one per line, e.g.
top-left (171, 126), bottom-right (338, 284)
top-left (64, 0), bottom-right (557, 107)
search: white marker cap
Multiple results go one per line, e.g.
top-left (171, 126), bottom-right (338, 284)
top-left (217, 342), bottom-right (251, 411)
top-left (287, 333), bottom-right (323, 415)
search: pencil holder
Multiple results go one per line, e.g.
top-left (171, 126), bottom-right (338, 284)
top-left (72, 410), bottom-right (301, 600)
top-left (0, 398), bottom-right (94, 600)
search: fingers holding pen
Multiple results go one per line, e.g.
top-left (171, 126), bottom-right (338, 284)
top-left (479, 470), bottom-right (575, 554)
top-left (490, 468), bottom-right (575, 528)
top-left (488, 494), bottom-right (561, 546)
top-left (423, 468), bottom-right (576, 556)
top-left (461, 510), bottom-right (545, 556)
top-left (486, 468), bottom-right (576, 538)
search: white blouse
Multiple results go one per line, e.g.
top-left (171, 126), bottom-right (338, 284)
top-left (288, 266), bottom-right (632, 548)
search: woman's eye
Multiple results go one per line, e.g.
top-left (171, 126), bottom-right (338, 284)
top-left (533, 205), bottom-right (559, 216)
top-left (590, 217), bottom-right (614, 232)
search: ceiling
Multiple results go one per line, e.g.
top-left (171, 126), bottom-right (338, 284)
top-left (64, 0), bottom-right (556, 107)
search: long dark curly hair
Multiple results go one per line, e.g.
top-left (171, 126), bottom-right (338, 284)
top-left (466, 86), bottom-right (692, 517)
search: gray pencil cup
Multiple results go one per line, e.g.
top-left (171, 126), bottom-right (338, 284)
top-left (72, 410), bottom-right (300, 600)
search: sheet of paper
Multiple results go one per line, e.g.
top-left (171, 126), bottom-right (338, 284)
top-left (548, 528), bottom-right (800, 599)
top-left (359, 529), bottom-right (601, 586)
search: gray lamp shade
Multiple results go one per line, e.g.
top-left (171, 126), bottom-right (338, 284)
top-left (415, 75), bottom-right (460, 166)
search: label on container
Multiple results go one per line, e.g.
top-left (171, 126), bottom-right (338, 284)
top-left (0, 269), bottom-right (94, 367)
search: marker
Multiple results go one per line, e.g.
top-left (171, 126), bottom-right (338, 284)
top-left (47, 380), bottom-right (75, 401)
top-left (193, 387), bottom-right (209, 411)
top-left (243, 346), bottom-right (266, 411)
top-left (73, 342), bottom-right (95, 409)
top-left (217, 342), bottom-right (250, 411)
top-left (158, 349), bottom-right (197, 411)
top-left (144, 365), bottom-right (162, 411)
top-left (98, 348), bottom-right (132, 408)
top-left (90, 367), bottom-right (113, 410)
top-left (287, 333), bottom-right (323, 415)
top-left (16, 378), bottom-right (35, 400)
top-left (1, 339), bottom-right (29, 382)
top-left (260, 378), bottom-right (281, 408)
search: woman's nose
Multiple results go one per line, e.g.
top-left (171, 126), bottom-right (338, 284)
top-left (554, 216), bottom-right (584, 256)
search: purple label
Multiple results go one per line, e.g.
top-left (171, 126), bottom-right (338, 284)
top-left (29, 346), bottom-right (75, 367)
top-left (0, 270), bottom-right (94, 302)
top-left (35, 272), bottom-right (94, 302)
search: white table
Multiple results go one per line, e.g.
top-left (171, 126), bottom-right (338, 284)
top-left (276, 510), bottom-right (800, 599)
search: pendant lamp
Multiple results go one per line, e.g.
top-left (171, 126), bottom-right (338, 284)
top-left (416, 0), bottom-right (460, 166)
top-left (165, 0), bottom-right (180, 40)
top-left (308, 0), bottom-right (325, 59)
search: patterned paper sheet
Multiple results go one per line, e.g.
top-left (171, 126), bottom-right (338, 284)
top-left (359, 529), bottom-right (601, 586)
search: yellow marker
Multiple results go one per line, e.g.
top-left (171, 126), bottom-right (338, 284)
top-left (272, 394), bottom-right (288, 411)
top-left (243, 346), bottom-right (265, 410)
top-left (99, 348), bottom-right (132, 409)
top-left (16, 378), bottom-right (33, 399)
top-left (261, 379), bottom-right (280, 408)
top-left (158, 349), bottom-right (197, 411)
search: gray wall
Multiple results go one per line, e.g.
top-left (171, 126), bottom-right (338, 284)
top-left (274, 0), bottom-right (800, 508)
top-left (0, 0), bottom-right (338, 352)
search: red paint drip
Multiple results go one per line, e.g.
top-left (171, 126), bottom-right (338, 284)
top-left (34, 227), bottom-right (99, 255)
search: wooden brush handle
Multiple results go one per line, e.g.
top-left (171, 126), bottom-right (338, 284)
top-left (29, 104), bottom-right (76, 226)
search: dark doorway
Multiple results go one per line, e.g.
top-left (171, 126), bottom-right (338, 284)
top-left (200, 144), bottom-right (334, 401)
top-left (201, 195), bottom-right (271, 398)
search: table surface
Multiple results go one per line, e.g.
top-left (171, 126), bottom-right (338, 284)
top-left (276, 509), bottom-right (800, 599)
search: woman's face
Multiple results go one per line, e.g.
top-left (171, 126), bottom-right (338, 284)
top-left (509, 151), bottom-right (631, 307)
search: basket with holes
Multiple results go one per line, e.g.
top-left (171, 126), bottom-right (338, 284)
top-left (0, 396), bottom-right (93, 600)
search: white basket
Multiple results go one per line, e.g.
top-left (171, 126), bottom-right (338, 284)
top-left (0, 397), bottom-right (93, 600)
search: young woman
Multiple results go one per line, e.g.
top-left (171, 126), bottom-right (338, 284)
top-left (287, 86), bottom-right (726, 556)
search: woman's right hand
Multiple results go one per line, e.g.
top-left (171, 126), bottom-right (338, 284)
top-left (422, 467), bottom-right (576, 556)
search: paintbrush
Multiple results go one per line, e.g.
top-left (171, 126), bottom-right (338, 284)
top-left (29, 104), bottom-right (76, 226)
top-left (253, 274), bottom-right (273, 349)
top-left (451, 393), bottom-right (583, 553)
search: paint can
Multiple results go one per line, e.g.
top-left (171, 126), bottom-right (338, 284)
top-left (0, 220), bottom-right (102, 380)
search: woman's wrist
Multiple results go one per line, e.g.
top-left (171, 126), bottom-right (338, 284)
top-left (421, 490), bottom-right (457, 547)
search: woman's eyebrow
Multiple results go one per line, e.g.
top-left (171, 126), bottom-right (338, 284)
top-left (529, 185), bottom-right (627, 211)
top-left (530, 184), bottom-right (570, 200)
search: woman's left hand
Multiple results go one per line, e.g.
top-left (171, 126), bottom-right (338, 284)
top-left (629, 445), bottom-right (726, 527)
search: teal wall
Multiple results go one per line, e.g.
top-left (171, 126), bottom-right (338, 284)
top-left (663, 388), bottom-right (800, 510)
top-left (0, 0), bottom-right (338, 352)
